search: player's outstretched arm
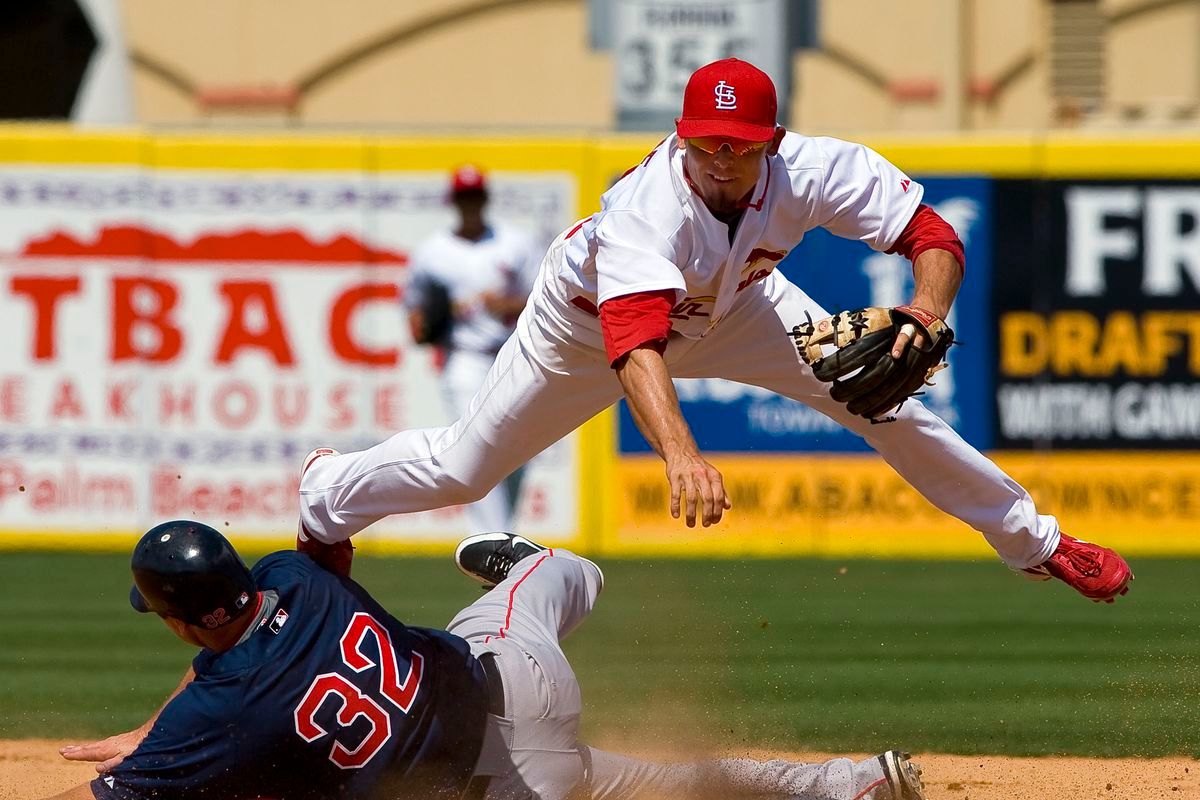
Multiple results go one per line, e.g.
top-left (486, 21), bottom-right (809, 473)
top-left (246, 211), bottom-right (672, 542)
top-left (615, 346), bottom-right (731, 528)
top-left (58, 727), bottom-right (150, 775)
top-left (59, 666), bottom-right (195, 773)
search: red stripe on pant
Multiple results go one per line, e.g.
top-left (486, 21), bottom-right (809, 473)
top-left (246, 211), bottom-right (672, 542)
top-left (498, 549), bottom-right (554, 639)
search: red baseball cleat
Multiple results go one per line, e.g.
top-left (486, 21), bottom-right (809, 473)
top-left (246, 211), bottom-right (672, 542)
top-left (1023, 533), bottom-right (1132, 603)
top-left (296, 448), bottom-right (354, 578)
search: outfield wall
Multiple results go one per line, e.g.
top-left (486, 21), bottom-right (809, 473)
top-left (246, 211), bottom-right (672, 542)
top-left (1, 127), bottom-right (1197, 556)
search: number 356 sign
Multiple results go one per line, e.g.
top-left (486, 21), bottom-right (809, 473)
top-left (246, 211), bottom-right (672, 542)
top-left (614, 0), bottom-right (789, 131)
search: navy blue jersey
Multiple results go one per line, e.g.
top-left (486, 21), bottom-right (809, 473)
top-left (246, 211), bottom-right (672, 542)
top-left (93, 551), bottom-right (489, 800)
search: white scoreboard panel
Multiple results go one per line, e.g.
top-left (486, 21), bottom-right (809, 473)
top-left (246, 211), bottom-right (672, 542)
top-left (613, 0), bottom-right (790, 131)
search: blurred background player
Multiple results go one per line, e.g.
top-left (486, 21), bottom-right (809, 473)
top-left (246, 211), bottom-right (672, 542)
top-left (54, 522), bottom-right (926, 800)
top-left (404, 165), bottom-right (542, 533)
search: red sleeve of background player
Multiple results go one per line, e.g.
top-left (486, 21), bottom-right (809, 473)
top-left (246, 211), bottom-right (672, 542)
top-left (887, 204), bottom-right (965, 275)
top-left (599, 289), bottom-right (676, 367)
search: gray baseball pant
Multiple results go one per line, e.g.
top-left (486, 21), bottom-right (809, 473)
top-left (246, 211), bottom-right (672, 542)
top-left (446, 549), bottom-right (894, 800)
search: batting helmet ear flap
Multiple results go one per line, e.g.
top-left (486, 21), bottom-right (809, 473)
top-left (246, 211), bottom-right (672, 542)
top-left (130, 585), bottom-right (152, 614)
top-left (130, 520), bottom-right (256, 628)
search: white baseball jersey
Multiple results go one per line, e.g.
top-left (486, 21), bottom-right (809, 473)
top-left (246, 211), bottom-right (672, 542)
top-left (546, 132), bottom-right (923, 340)
top-left (405, 223), bottom-right (541, 355)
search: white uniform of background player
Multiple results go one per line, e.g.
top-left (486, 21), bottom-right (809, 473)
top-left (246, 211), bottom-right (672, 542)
top-left (302, 60), bottom-right (1130, 602)
top-left (404, 165), bottom-right (541, 533)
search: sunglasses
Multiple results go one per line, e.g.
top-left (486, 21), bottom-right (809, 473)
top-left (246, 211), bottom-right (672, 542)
top-left (685, 136), bottom-right (769, 156)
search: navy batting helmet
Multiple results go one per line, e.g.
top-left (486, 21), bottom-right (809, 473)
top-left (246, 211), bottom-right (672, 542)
top-left (130, 520), bottom-right (256, 630)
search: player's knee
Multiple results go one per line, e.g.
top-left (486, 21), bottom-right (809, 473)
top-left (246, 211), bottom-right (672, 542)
top-left (543, 552), bottom-right (603, 600)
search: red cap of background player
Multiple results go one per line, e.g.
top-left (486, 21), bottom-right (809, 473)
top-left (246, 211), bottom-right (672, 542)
top-left (450, 164), bottom-right (487, 194)
top-left (675, 58), bottom-right (777, 142)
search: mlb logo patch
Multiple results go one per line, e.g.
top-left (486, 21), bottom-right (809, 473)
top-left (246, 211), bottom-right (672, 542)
top-left (269, 608), bottom-right (290, 634)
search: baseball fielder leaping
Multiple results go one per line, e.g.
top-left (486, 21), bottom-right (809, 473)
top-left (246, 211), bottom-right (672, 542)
top-left (298, 58), bottom-right (1131, 603)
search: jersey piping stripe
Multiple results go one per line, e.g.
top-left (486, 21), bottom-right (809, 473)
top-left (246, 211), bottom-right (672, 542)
top-left (564, 216), bottom-right (592, 240)
top-left (497, 549), bottom-right (554, 640)
top-left (744, 160), bottom-right (771, 211)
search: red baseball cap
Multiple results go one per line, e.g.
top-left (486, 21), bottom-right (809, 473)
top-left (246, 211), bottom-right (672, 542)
top-left (675, 58), bottom-right (778, 142)
top-left (450, 164), bottom-right (487, 194)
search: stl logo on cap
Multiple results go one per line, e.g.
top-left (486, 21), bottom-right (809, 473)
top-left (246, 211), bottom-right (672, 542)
top-left (714, 80), bottom-right (737, 110)
top-left (676, 58), bottom-right (777, 143)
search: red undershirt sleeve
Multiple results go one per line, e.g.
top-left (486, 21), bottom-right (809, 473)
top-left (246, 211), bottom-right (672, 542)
top-left (599, 289), bottom-right (676, 367)
top-left (887, 204), bottom-right (965, 275)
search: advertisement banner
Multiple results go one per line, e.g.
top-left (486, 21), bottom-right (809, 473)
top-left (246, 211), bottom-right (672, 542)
top-left (0, 161), bottom-right (579, 544)
top-left (613, 452), bottom-right (1200, 557)
top-left (993, 180), bottom-right (1200, 449)
top-left (618, 177), bottom-right (994, 453)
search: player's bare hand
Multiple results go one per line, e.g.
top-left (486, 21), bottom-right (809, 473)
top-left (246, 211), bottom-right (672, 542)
top-left (666, 453), bottom-right (731, 528)
top-left (60, 726), bottom-right (149, 773)
top-left (890, 324), bottom-right (926, 359)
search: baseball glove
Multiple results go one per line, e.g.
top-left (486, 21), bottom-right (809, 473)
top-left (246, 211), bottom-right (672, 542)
top-left (412, 279), bottom-right (453, 345)
top-left (791, 305), bottom-right (955, 421)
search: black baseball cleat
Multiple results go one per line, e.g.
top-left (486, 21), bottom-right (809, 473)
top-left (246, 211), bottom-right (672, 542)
top-left (454, 532), bottom-right (547, 588)
top-left (878, 751), bottom-right (926, 800)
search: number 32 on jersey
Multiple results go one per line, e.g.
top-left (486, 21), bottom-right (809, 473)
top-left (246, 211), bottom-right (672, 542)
top-left (293, 612), bottom-right (424, 769)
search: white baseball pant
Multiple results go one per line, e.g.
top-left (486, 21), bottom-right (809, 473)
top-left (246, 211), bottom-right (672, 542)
top-left (441, 348), bottom-right (525, 533)
top-left (300, 270), bottom-right (1058, 570)
top-left (449, 548), bottom-right (899, 800)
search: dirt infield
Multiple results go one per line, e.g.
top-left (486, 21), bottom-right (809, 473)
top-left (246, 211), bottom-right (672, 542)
top-left (3, 740), bottom-right (1197, 799)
